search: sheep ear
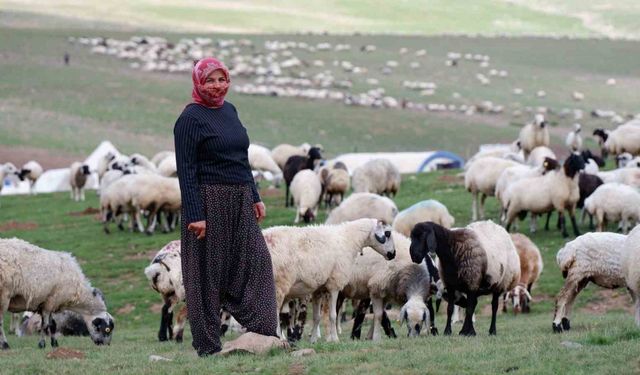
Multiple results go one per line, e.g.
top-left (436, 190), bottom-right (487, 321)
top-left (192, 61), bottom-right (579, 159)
top-left (523, 288), bottom-right (533, 301)
top-left (400, 306), bottom-right (408, 325)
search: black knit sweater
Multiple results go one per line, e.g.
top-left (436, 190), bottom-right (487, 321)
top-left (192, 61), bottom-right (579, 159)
top-left (173, 102), bottom-right (260, 225)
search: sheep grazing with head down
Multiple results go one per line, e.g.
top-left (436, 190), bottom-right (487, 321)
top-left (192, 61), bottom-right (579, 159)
top-left (519, 114), bottom-right (550, 159)
top-left (264, 218), bottom-right (395, 342)
top-left (325, 193), bottom-right (398, 225)
top-left (317, 164), bottom-right (350, 208)
top-left (352, 158), bottom-right (401, 197)
top-left (503, 233), bottom-right (543, 314)
top-left (0, 238), bottom-right (115, 349)
top-left (392, 200), bottom-right (455, 237)
top-left (283, 147), bottom-right (323, 207)
top-left (584, 183), bottom-right (640, 234)
top-left (409, 221), bottom-right (520, 336)
top-left (18, 160), bottom-right (43, 195)
top-left (552, 232), bottom-right (628, 332)
top-left (289, 169), bottom-right (322, 223)
top-left (623, 225), bottom-right (640, 327)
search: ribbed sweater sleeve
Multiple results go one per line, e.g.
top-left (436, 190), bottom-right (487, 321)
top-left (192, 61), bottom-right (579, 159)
top-left (250, 182), bottom-right (261, 203)
top-left (174, 114), bottom-right (205, 225)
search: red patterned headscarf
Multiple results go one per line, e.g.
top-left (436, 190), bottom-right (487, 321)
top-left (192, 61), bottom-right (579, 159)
top-left (191, 57), bottom-right (230, 108)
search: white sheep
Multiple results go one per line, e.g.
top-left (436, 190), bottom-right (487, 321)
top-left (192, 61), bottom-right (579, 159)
top-left (150, 151), bottom-right (175, 167)
top-left (248, 144), bottom-right (283, 187)
top-left (325, 192), bottom-right (398, 225)
top-left (596, 167), bottom-right (640, 188)
top-left (0, 238), bottom-right (114, 349)
top-left (128, 153), bottom-right (158, 174)
top-left (392, 200), bottom-right (454, 237)
top-left (69, 161), bottom-right (92, 202)
top-left (623, 225), bottom-right (640, 327)
top-left (518, 114), bottom-right (550, 159)
top-left (100, 174), bottom-right (138, 233)
top-left (464, 156), bottom-right (520, 221)
top-left (271, 143), bottom-right (311, 170)
top-left (526, 146), bottom-right (556, 167)
top-left (465, 141), bottom-right (523, 168)
top-left (18, 161), bottom-right (43, 195)
top-left (552, 232), bottom-right (628, 332)
top-left (504, 154), bottom-right (585, 238)
top-left (565, 123), bottom-right (582, 152)
top-left (409, 220), bottom-right (520, 336)
top-left (351, 158), bottom-right (401, 197)
top-left (157, 155), bottom-right (177, 177)
top-left (130, 175), bottom-right (181, 234)
top-left (584, 183), bottom-right (640, 234)
top-left (290, 169), bottom-right (322, 223)
top-left (603, 120), bottom-right (640, 156)
top-left (263, 218), bottom-right (395, 342)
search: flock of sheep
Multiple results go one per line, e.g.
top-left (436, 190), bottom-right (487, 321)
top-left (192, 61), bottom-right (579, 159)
top-left (2, 114), bottom-right (640, 351)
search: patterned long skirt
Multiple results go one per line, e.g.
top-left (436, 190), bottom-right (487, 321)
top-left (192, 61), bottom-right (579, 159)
top-left (181, 184), bottom-right (278, 356)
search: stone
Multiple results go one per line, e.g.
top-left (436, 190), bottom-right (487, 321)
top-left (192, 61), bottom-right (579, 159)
top-left (291, 348), bottom-right (316, 358)
top-left (561, 341), bottom-right (582, 349)
top-left (149, 355), bottom-right (173, 362)
top-left (219, 332), bottom-right (289, 356)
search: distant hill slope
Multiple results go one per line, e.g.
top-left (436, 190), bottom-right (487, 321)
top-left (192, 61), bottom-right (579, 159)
top-left (3, 0), bottom-right (640, 39)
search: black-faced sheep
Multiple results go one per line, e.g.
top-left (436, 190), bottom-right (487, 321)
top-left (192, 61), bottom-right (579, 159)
top-left (0, 238), bottom-right (114, 349)
top-left (409, 221), bottom-right (520, 336)
top-left (69, 161), bottom-right (92, 202)
top-left (18, 160), bottom-right (43, 195)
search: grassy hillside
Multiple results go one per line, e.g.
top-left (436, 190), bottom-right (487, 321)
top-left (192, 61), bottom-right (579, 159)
top-left (1, 171), bottom-right (638, 374)
top-left (4, 0), bottom-right (640, 39)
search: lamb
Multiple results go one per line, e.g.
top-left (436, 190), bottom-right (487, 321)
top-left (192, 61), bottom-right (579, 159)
top-left (248, 144), bottom-right (283, 187)
top-left (504, 153), bottom-right (585, 238)
top-left (464, 156), bottom-right (520, 221)
top-left (552, 232), bottom-right (628, 332)
top-left (317, 166), bottom-right (350, 208)
top-left (263, 218), bottom-right (395, 342)
top-left (18, 161), bottom-right (43, 195)
top-left (526, 146), bottom-right (556, 167)
top-left (290, 169), bottom-right (322, 223)
top-left (623, 225), bottom-right (640, 327)
top-left (283, 147), bottom-right (323, 207)
top-left (69, 161), bottom-right (92, 202)
top-left (409, 220), bottom-right (520, 336)
top-left (583, 183), bottom-right (640, 234)
top-left (271, 143), bottom-right (312, 170)
top-left (392, 200), bottom-right (455, 237)
top-left (325, 193), bottom-right (398, 225)
top-left (503, 233), bottom-right (543, 314)
top-left (351, 158), bottom-right (401, 197)
top-left (565, 123), bottom-right (582, 152)
top-left (518, 114), bottom-right (550, 159)
top-left (341, 232), bottom-right (435, 340)
top-left (0, 238), bottom-right (114, 349)
top-left (603, 120), bottom-right (640, 156)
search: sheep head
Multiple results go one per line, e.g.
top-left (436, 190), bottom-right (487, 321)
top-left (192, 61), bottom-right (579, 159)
top-left (506, 285), bottom-right (532, 314)
top-left (368, 220), bottom-right (395, 260)
top-left (563, 153), bottom-right (586, 178)
top-left (409, 222), bottom-right (439, 264)
top-left (78, 288), bottom-right (115, 345)
top-left (400, 299), bottom-right (429, 337)
top-left (534, 114), bottom-right (546, 128)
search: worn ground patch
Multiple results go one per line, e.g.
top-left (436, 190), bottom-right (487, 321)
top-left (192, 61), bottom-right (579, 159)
top-left (0, 220), bottom-right (38, 232)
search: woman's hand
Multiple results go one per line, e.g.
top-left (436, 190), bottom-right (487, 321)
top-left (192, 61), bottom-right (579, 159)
top-left (254, 202), bottom-right (267, 223)
top-left (187, 220), bottom-right (206, 240)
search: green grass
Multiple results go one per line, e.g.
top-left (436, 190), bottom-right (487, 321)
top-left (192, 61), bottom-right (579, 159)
top-left (1, 171), bottom-right (639, 374)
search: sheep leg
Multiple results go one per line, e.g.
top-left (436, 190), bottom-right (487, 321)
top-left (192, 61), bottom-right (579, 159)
top-left (38, 311), bottom-right (50, 349)
top-left (544, 212), bottom-right (552, 231)
top-left (285, 185), bottom-right (290, 207)
top-left (80, 188), bottom-right (85, 201)
top-left (459, 294), bottom-right (477, 336)
top-left (552, 275), bottom-right (588, 332)
top-left (569, 210), bottom-right (581, 237)
top-left (559, 211), bottom-right (569, 238)
top-left (158, 302), bottom-right (172, 341)
top-left (426, 298), bottom-right (438, 336)
top-left (327, 290), bottom-right (340, 342)
top-left (49, 313), bottom-right (58, 347)
top-left (479, 194), bottom-right (487, 220)
top-left (380, 310), bottom-right (397, 338)
top-left (444, 295), bottom-right (455, 335)
top-left (370, 297), bottom-right (384, 342)
top-left (471, 192), bottom-right (478, 221)
top-left (350, 299), bottom-right (370, 340)
top-left (294, 209), bottom-right (300, 224)
top-left (134, 209), bottom-right (145, 233)
top-left (174, 305), bottom-right (187, 343)
top-left (145, 209), bottom-right (159, 235)
top-left (489, 292), bottom-right (500, 335)
top-left (0, 293), bottom-right (9, 350)
top-left (529, 214), bottom-right (538, 233)
top-left (309, 295), bottom-right (322, 343)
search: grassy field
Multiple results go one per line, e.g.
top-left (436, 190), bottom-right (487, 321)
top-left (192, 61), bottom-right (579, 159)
top-left (4, 0), bottom-right (640, 39)
top-left (1, 171), bottom-right (639, 374)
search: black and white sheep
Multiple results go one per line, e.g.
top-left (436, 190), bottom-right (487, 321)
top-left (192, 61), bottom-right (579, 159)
top-left (0, 238), bottom-right (114, 349)
top-left (69, 161), bottom-right (92, 202)
top-left (283, 147), bottom-right (323, 207)
top-left (409, 221), bottom-right (520, 336)
top-left (18, 160), bottom-right (43, 195)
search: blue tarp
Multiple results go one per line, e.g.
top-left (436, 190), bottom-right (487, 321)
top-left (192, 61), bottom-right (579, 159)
top-left (416, 151), bottom-right (465, 172)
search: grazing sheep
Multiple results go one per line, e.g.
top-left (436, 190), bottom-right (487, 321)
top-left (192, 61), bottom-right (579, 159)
top-left (325, 193), bottom-right (398, 225)
top-left (248, 144), bottom-right (283, 187)
top-left (352, 159), bottom-right (401, 197)
top-left (271, 143), bottom-right (312, 170)
top-left (518, 114), bottom-right (550, 159)
top-left (264, 218), bottom-right (396, 342)
top-left (130, 175), bottom-right (181, 234)
top-left (623, 225), bottom-right (640, 327)
top-left (317, 166), bottom-right (350, 208)
top-left (100, 174), bottom-right (138, 234)
top-left (290, 169), bottom-right (322, 223)
top-left (552, 232), bottom-right (628, 332)
top-left (603, 120), bottom-right (640, 156)
top-left (578, 173), bottom-right (604, 229)
top-left (0, 238), bottom-right (114, 349)
top-left (409, 221), bottom-right (520, 336)
top-left (392, 200), bottom-right (455, 237)
top-left (504, 234), bottom-right (543, 314)
top-left (69, 162), bottom-right (92, 202)
top-left (526, 146), bottom-right (556, 167)
top-left (504, 154), bottom-right (585, 238)
top-left (565, 124), bottom-right (583, 152)
top-left (464, 156), bottom-right (520, 221)
top-left (150, 151), bottom-right (175, 167)
top-left (283, 147), bottom-right (323, 207)
top-left (15, 310), bottom-right (90, 338)
top-left (584, 183), bottom-right (640, 234)
top-left (18, 161), bottom-right (43, 195)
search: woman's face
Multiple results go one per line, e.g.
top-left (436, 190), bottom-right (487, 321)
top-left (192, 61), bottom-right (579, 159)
top-left (204, 69), bottom-right (228, 89)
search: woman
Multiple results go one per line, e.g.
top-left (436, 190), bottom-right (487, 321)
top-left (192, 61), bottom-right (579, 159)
top-left (173, 57), bottom-right (278, 357)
